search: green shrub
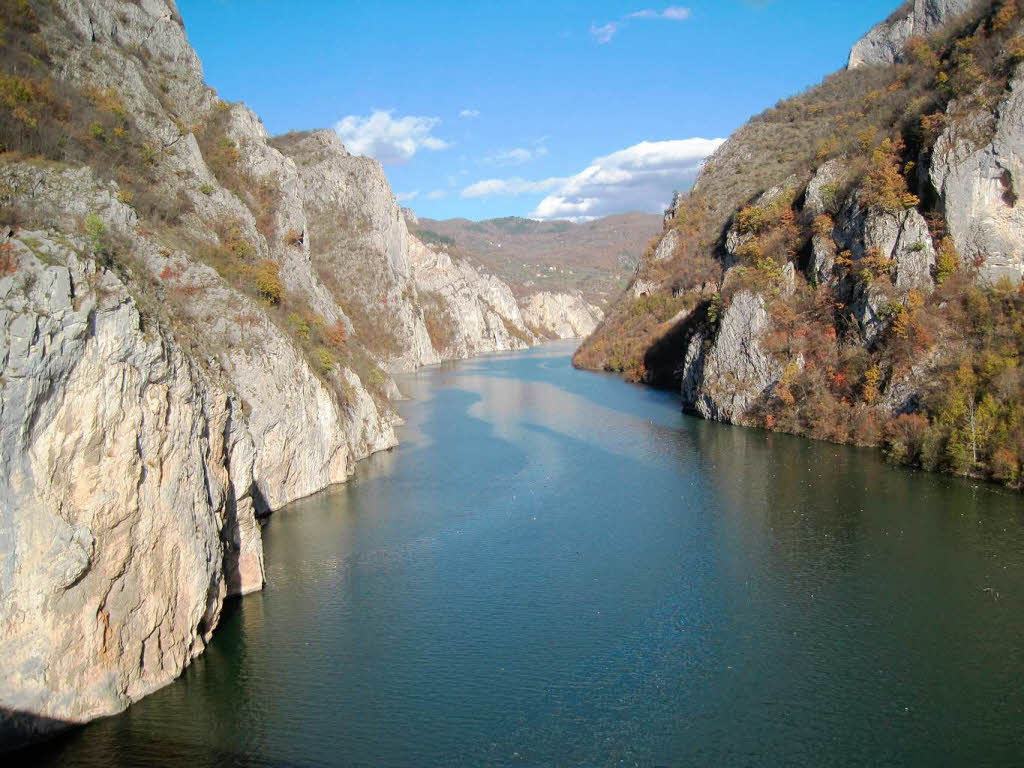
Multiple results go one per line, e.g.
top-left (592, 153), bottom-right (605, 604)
top-left (314, 347), bottom-right (334, 375)
top-left (252, 260), bottom-right (281, 305)
top-left (140, 142), bottom-right (158, 166)
top-left (935, 237), bottom-right (959, 283)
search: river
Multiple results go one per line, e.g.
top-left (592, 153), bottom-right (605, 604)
top-left (26, 341), bottom-right (1024, 766)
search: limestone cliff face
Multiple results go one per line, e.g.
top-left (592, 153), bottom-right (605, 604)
top-left (0, 0), bottom-right (593, 744)
top-left (0, 0), bottom-right (412, 746)
top-left (406, 234), bottom-right (603, 352)
top-left (408, 235), bottom-right (535, 358)
top-left (848, 0), bottom-right (978, 68)
top-left (930, 66), bottom-right (1024, 283)
top-left (0, 231), bottom-right (264, 745)
top-left (689, 292), bottom-right (782, 424)
top-left (0, 154), bottom-right (401, 746)
top-left (519, 291), bottom-right (604, 339)
top-left (270, 130), bottom-right (439, 372)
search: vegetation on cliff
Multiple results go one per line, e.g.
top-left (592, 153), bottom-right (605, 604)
top-left (576, 0), bottom-right (1024, 489)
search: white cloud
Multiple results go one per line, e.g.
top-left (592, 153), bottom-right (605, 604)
top-left (485, 145), bottom-right (549, 166)
top-left (593, 6), bottom-right (691, 43)
top-left (396, 190), bottom-right (420, 202)
top-left (590, 21), bottom-right (618, 43)
top-left (531, 137), bottom-right (725, 219)
top-left (334, 110), bottom-right (450, 165)
top-left (662, 7), bottom-right (692, 19)
top-left (628, 6), bottom-right (692, 20)
top-left (462, 176), bottom-right (567, 198)
top-left (459, 109), bottom-right (480, 118)
top-left (425, 189), bottom-right (448, 200)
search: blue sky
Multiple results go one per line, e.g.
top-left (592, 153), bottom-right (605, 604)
top-left (177, 0), bottom-right (899, 221)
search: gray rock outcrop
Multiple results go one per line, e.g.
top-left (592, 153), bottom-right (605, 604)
top-left (805, 158), bottom-right (847, 285)
top-left (407, 236), bottom-right (534, 358)
top-left (651, 228), bottom-right (681, 262)
top-left (0, 233), bottom-right (264, 745)
top-left (692, 292), bottom-right (783, 424)
top-left (848, 0), bottom-right (978, 69)
top-left (519, 292), bottom-right (604, 339)
top-left (271, 130), bottom-right (440, 372)
top-left (929, 66), bottom-right (1024, 284)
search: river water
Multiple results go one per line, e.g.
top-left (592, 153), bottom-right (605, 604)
top-left (27, 341), bottom-right (1024, 766)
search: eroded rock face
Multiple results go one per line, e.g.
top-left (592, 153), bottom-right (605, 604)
top-left (680, 330), bottom-right (709, 408)
top-left (651, 229), bottom-right (681, 262)
top-left (805, 159), bottom-right (847, 286)
top-left (848, 0), bottom-right (978, 69)
top-left (271, 130), bottom-right (439, 372)
top-left (0, 165), bottom-right (402, 750)
top-left (408, 236), bottom-right (533, 358)
top-left (805, 159), bottom-right (846, 217)
top-left (866, 209), bottom-right (937, 292)
top-left (851, 279), bottom-right (897, 344)
top-left (0, 233), bottom-right (263, 746)
top-left (930, 66), bottom-right (1024, 284)
top-left (694, 292), bottom-right (782, 424)
top-left (51, 0), bottom-right (213, 136)
top-left (810, 233), bottom-right (838, 286)
top-left (0, 0), bottom-right (407, 745)
top-left (519, 292), bottom-right (604, 339)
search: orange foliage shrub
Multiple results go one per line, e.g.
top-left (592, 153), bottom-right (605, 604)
top-left (0, 242), bottom-right (17, 275)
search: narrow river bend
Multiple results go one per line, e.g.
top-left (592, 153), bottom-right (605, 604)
top-left (29, 341), bottom-right (1024, 767)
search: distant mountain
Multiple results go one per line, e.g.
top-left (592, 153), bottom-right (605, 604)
top-left (413, 213), bottom-right (662, 304)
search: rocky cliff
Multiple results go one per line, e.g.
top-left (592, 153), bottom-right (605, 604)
top-left (849, 0), bottom-right (979, 68)
top-left (577, 0), bottom-right (1024, 489)
top-left (519, 291), bottom-right (604, 339)
top-left (0, 0), bottom-right (590, 748)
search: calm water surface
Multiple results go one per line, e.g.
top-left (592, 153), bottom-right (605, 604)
top-left (27, 342), bottom-right (1024, 766)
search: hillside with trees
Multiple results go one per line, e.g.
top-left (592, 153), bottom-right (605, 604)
top-left (576, 0), bottom-right (1024, 489)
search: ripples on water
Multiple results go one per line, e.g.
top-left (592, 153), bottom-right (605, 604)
top-left (25, 342), bottom-right (1024, 767)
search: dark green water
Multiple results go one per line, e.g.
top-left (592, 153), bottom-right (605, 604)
top-left (26, 342), bottom-right (1024, 767)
